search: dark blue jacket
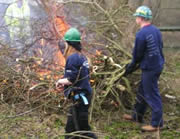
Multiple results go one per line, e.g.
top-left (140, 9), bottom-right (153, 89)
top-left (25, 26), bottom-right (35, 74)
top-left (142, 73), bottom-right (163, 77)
top-left (64, 53), bottom-right (92, 97)
top-left (129, 25), bottom-right (164, 71)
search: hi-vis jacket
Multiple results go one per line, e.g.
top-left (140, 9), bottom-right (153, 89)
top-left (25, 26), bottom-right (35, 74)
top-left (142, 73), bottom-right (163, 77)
top-left (4, 0), bottom-right (30, 41)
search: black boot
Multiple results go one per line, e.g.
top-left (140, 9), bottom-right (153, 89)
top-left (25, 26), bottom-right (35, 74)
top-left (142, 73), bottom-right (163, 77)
top-left (65, 135), bottom-right (80, 139)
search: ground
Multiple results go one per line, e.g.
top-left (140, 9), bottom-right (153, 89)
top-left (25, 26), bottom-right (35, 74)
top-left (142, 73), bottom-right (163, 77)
top-left (0, 49), bottom-right (180, 139)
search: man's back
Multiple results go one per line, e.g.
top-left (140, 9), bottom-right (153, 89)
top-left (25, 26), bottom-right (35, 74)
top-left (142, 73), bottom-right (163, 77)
top-left (136, 25), bottom-right (165, 70)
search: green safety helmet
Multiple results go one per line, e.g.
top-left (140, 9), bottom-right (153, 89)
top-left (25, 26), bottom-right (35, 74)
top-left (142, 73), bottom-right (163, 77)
top-left (63, 28), bottom-right (81, 42)
top-left (133, 6), bottom-right (152, 19)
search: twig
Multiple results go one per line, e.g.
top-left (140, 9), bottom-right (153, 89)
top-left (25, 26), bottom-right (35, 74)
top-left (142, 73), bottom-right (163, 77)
top-left (6, 103), bottom-right (44, 118)
top-left (89, 87), bottom-right (96, 123)
top-left (97, 31), bottom-right (132, 58)
top-left (93, 0), bottom-right (124, 36)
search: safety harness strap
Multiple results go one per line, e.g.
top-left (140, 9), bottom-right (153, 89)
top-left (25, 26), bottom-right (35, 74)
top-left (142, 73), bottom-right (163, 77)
top-left (74, 93), bottom-right (89, 105)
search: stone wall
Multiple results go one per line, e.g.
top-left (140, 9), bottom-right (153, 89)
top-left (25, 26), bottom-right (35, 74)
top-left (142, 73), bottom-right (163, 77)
top-left (128, 0), bottom-right (180, 47)
top-left (158, 0), bottom-right (180, 47)
top-left (128, 0), bottom-right (180, 26)
top-left (158, 0), bottom-right (180, 26)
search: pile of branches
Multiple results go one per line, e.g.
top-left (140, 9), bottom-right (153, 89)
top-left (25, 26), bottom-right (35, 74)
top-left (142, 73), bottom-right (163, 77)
top-left (0, 46), bottom-right (63, 114)
top-left (0, 0), bottom-right (139, 118)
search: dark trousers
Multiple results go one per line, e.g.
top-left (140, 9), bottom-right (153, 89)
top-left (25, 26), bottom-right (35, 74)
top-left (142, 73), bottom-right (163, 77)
top-left (65, 94), bottom-right (97, 139)
top-left (132, 69), bottom-right (163, 127)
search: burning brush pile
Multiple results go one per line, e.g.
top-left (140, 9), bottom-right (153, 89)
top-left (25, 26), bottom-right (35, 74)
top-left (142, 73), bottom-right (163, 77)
top-left (0, 0), bottom-right (139, 117)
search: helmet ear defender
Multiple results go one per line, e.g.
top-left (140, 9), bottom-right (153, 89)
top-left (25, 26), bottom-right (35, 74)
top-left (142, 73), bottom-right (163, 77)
top-left (133, 6), bottom-right (152, 20)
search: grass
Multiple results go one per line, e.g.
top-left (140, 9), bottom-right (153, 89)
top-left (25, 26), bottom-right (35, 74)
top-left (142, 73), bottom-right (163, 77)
top-left (161, 130), bottom-right (180, 139)
top-left (0, 111), bottom-right (66, 138)
top-left (103, 121), bottom-right (141, 138)
top-left (101, 116), bottom-right (180, 139)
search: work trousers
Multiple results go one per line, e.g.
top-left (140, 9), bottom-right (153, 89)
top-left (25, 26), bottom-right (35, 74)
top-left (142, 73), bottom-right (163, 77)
top-left (132, 68), bottom-right (163, 127)
top-left (65, 94), bottom-right (97, 139)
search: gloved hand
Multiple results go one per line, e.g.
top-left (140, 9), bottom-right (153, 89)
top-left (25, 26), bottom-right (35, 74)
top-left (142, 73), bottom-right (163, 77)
top-left (124, 64), bottom-right (130, 76)
top-left (124, 63), bottom-right (140, 76)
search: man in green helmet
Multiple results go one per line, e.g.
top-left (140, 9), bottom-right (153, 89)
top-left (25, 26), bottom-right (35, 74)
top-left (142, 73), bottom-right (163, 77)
top-left (56, 28), bottom-right (97, 138)
top-left (123, 6), bottom-right (165, 132)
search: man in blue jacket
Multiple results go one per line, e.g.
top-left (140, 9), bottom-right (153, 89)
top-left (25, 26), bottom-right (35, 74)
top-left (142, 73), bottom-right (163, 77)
top-left (56, 28), bottom-right (97, 138)
top-left (123, 6), bottom-right (165, 132)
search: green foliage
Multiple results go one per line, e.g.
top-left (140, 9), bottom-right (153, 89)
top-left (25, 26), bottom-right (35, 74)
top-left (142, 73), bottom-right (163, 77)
top-left (161, 130), bottom-right (180, 139)
top-left (54, 118), bottom-right (64, 129)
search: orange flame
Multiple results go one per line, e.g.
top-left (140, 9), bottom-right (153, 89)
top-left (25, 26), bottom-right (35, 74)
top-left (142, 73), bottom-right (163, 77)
top-left (35, 16), bottom-right (69, 80)
top-left (55, 16), bottom-right (69, 38)
top-left (53, 16), bottom-right (69, 68)
top-left (96, 50), bottom-right (101, 56)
